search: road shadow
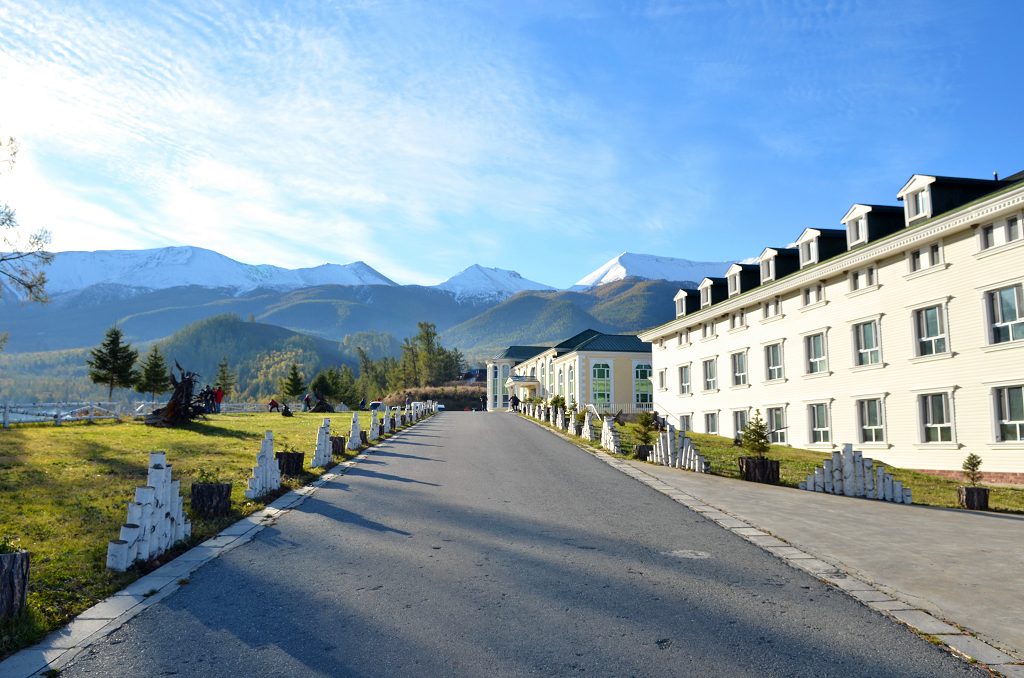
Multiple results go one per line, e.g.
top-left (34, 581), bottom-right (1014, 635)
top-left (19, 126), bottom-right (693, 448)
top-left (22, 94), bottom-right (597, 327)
top-left (346, 466), bottom-right (441, 487)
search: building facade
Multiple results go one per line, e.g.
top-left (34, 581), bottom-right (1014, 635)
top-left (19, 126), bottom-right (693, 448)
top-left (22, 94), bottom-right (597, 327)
top-left (639, 171), bottom-right (1024, 474)
top-left (486, 330), bottom-right (653, 413)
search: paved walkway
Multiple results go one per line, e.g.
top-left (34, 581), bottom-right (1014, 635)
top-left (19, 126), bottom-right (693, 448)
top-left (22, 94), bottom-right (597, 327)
top-left (608, 453), bottom-right (1024, 665)
top-left (3, 412), bottom-right (984, 677)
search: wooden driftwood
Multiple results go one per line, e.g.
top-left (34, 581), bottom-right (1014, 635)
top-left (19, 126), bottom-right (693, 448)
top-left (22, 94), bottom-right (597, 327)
top-left (145, 363), bottom-right (207, 427)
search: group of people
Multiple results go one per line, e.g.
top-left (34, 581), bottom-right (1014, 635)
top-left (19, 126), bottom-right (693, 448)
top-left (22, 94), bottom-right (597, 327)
top-left (197, 384), bottom-right (225, 413)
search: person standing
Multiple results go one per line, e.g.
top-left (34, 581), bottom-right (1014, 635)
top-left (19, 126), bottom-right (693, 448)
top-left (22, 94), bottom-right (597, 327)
top-left (214, 385), bottom-right (224, 413)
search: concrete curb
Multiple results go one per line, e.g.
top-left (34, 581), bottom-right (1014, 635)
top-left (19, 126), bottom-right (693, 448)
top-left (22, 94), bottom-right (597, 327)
top-left (0, 417), bottom-right (435, 678)
top-left (519, 414), bottom-right (1024, 677)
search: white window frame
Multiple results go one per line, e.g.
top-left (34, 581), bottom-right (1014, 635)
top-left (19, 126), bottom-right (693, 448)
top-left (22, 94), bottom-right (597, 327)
top-left (857, 397), bottom-right (885, 443)
top-left (847, 216), bottom-right (866, 248)
top-left (678, 363), bottom-right (691, 395)
top-left (701, 320), bottom-right (716, 340)
top-left (908, 189), bottom-right (929, 219)
top-left (802, 282), bottom-right (825, 307)
top-left (732, 409), bottom-right (749, 439)
top-left (730, 309), bottom-right (746, 330)
top-left (766, 405), bottom-right (787, 444)
top-left (704, 411), bottom-right (719, 435)
top-left (849, 265), bottom-right (877, 292)
top-left (907, 241), bottom-right (944, 275)
top-left (804, 332), bottom-right (828, 375)
top-left (994, 385), bottom-right (1024, 442)
top-left (799, 239), bottom-right (818, 267)
top-left (853, 318), bottom-right (882, 367)
top-left (728, 273), bottom-right (740, 296)
top-left (765, 342), bottom-right (784, 382)
top-left (913, 304), bottom-right (948, 357)
top-left (702, 357), bottom-right (718, 392)
top-left (760, 257), bottom-right (775, 283)
top-left (919, 392), bottom-right (954, 443)
top-left (679, 414), bottom-right (693, 433)
top-left (808, 402), bottom-right (831, 444)
top-left (700, 286), bottom-right (711, 307)
top-left (655, 367), bottom-right (666, 392)
top-left (591, 361), bottom-right (612, 407)
top-left (634, 361), bottom-right (653, 406)
top-left (987, 283), bottom-right (1024, 345)
top-left (730, 350), bottom-right (748, 386)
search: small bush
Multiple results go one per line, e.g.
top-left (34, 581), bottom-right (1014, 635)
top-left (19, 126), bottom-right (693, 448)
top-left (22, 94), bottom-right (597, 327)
top-left (740, 410), bottom-right (770, 457)
top-left (634, 412), bottom-right (656, 446)
top-left (962, 453), bottom-right (983, 486)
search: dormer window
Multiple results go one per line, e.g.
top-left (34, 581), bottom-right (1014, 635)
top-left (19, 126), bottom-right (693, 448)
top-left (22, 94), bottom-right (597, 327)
top-left (847, 217), bottom-right (866, 247)
top-left (760, 258), bottom-right (774, 282)
top-left (700, 287), bottom-right (711, 307)
top-left (675, 298), bottom-right (685, 316)
top-left (909, 190), bottom-right (928, 219)
top-left (727, 273), bottom-right (740, 296)
top-left (799, 239), bottom-right (817, 267)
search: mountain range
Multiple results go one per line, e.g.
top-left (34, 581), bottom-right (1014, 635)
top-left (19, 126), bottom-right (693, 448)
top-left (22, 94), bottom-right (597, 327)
top-left (0, 246), bottom-right (732, 398)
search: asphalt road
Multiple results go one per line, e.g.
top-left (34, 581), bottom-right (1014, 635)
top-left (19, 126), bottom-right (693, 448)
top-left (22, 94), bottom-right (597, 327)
top-left (62, 412), bottom-right (978, 677)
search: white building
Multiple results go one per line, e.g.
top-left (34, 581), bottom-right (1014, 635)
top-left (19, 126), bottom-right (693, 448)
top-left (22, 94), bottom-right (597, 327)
top-left (639, 171), bottom-right (1024, 478)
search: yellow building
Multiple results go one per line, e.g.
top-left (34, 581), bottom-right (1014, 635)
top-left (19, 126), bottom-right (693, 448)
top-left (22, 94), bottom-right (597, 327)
top-left (487, 330), bottom-right (653, 414)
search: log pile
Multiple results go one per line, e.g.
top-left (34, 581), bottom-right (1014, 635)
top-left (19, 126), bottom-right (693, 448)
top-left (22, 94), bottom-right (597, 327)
top-left (799, 444), bottom-right (913, 504)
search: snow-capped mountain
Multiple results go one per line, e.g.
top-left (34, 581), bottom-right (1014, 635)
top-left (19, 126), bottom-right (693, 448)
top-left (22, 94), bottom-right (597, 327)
top-left (40, 246), bottom-right (396, 295)
top-left (572, 252), bottom-right (733, 289)
top-left (434, 264), bottom-right (553, 301)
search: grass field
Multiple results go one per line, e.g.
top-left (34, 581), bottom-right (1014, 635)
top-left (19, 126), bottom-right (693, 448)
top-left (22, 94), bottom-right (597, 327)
top-left (0, 410), bottom-right (389, 658)
top-left (525, 414), bottom-right (1024, 513)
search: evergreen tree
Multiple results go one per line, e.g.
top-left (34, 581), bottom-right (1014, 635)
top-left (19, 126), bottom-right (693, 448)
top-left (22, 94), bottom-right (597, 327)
top-left (87, 326), bottom-right (139, 399)
top-left (280, 364), bottom-right (306, 399)
top-left (336, 364), bottom-right (358, 408)
top-left (741, 409), bottom-right (771, 457)
top-left (215, 356), bottom-right (236, 397)
top-left (136, 345), bottom-right (171, 400)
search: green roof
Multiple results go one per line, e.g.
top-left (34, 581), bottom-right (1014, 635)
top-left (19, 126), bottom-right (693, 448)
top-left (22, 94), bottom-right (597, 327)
top-left (490, 345), bottom-right (547, 361)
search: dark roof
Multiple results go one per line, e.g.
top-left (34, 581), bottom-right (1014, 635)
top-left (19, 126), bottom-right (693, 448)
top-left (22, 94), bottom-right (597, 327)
top-left (490, 345), bottom-right (547, 361)
top-left (553, 329), bottom-right (602, 350)
top-left (570, 332), bottom-right (650, 353)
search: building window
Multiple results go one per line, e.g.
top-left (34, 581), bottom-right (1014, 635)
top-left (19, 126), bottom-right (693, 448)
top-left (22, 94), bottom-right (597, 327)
top-left (858, 398), bottom-right (884, 443)
top-left (765, 343), bottom-right (784, 381)
top-left (704, 412), bottom-right (719, 435)
top-left (850, 266), bottom-right (876, 291)
top-left (800, 239), bottom-right (817, 267)
top-left (701, 287), bottom-right (711, 307)
top-left (678, 329), bottom-right (688, 346)
top-left (988, 283), bottom-right (1024, 343)
top-left (655, 368), bottom-right (666, 391)
top-left (636, 363), bottom-right (653, 404)
top-left (592, 363), bottom-right (611, 407)
top-left (728, 273), bottom-right (740, 296)
top-left (557, 368), bottom-right (564, 396)
top-left (914, 305), bottom-right (947, 355)
top-left (848, 216), bottom-right (866, 247)
top-left (678, 364), bottom-right (691, 395)
top-left (501, 364), bottom-right (510, 406)
top-left (730, 309), bottom-right (746, 329)
top-left (680, 414), bottom-right (692, 432)
top-left (731, 351), bottom-right (747, 386)
top-left (996, 385), bottom-right (1024, 441)
top-left (760, 258), bottom-right (775, 282)
top-left (702, 321), bottom-right (715, 339)
top-left (809, 403), bottom-right (830, 443)
top-left (920, 393), bottom-right (952, 442)
top-left (767, 407), bottom-right (786, 443)
top-left (733, 410), bottom-right (748, 438)
top-left (908, 190), bottom-right (928, 219)
top-left (853, 320), bottom-right (880, 366)
top-left (909, 242), bottom-right (943, 272)
top-left (567, 365), bottom-right (575, 402)
top-left (1009, 216), bottom-right (1021, 243)
top-left (762, 296), bottom-right (782, 319)
top-left (802, 283), bottom-right (825, 306)
top-left (702, 358), bottom-right (717, 391)
top-left (981, 224), bottom-right (996, 250)
top-left (805, 333), bottom-right (827, 374)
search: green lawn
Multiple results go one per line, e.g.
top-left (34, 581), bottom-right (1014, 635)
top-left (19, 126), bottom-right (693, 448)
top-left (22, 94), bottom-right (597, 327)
top-left (521, 414), bottom-right (1024, 513)
top-left (0, 410), bottom-right (397, 658)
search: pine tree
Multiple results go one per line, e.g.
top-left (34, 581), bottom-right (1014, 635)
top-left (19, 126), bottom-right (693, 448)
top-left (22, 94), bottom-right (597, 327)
top-left (87, 326), bottom-right (139, 400)
top-left (741, 409), bottom-right (771, 457)
top-left (280, 364), bottom-right (306, 399)
top-left (215, 357), bottom-right (236, 397)
top-left (136, 345), bottom-right (171, 400)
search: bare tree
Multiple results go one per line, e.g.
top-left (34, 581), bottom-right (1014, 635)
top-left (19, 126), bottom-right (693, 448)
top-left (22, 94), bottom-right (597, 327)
top-left (1, 135), bottom-right (53, 349)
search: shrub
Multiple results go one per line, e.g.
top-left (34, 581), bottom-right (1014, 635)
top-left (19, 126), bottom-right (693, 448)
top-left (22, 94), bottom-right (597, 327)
top-left (962, 453), bottom-right (983, 486)
top-left (634, 411), bottom-right (656, 446)
top-left (740, 410), bottom-right (771, 457)
top-left (549, 395), bottom-right (566, 410)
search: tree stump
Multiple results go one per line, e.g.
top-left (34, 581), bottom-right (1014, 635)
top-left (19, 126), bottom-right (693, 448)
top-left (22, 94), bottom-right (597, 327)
top-left (330, 436), bottom-right (346, 456)
top-left (738, 456), bottom-right (780, 484)
top-left (958, 486), bottom-right (989, 511)
top-left (275, 452), bottom-right (305, 477)
top-left (360, 431), bottom-right (369, 446)
top-left (633, 444), bottom-right (653, 461)
top-left (190, 482), bottom-right (232, 518)
top-left (0, 551), bottom-right (29, 619)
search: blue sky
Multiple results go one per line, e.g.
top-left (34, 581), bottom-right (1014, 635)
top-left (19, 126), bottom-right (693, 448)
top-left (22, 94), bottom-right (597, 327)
top-left (1, 0), bottom-right (1022, 287)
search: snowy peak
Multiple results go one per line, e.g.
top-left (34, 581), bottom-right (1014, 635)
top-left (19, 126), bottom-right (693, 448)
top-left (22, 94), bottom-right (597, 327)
top-left (573, 252), bottom-right (733, 289)
top-left (435, 264), bottom-right (553, 301)
top-left (42, 246), bottom-right (396, 295)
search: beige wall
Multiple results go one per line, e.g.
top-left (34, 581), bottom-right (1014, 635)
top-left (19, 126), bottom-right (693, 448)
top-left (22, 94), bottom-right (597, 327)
top-left (642, 184), bottom-right (1024, 473)
top-left (512, 349), bottom-right (652, 410)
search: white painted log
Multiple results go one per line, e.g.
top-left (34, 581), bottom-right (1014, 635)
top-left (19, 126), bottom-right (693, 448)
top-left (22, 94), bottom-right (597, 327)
top-left (876, 466), bottom-right (885, 500)
top-left (893, 480), bottom-right (903, 504)
top-left (863, 459), bottom-right (874, 498)
top-left (106, 540), bottom-right (130, 572)
top-left (852, 450), bottom-right (864, 497)
top-left (884, 475), bottom-right (894, 502)
top-left (823, 459), bottom-right (834, 493)
top-left (348, 414), bottom-right (361, 450)
top-left (902, 488), bottom-right (913, 505)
